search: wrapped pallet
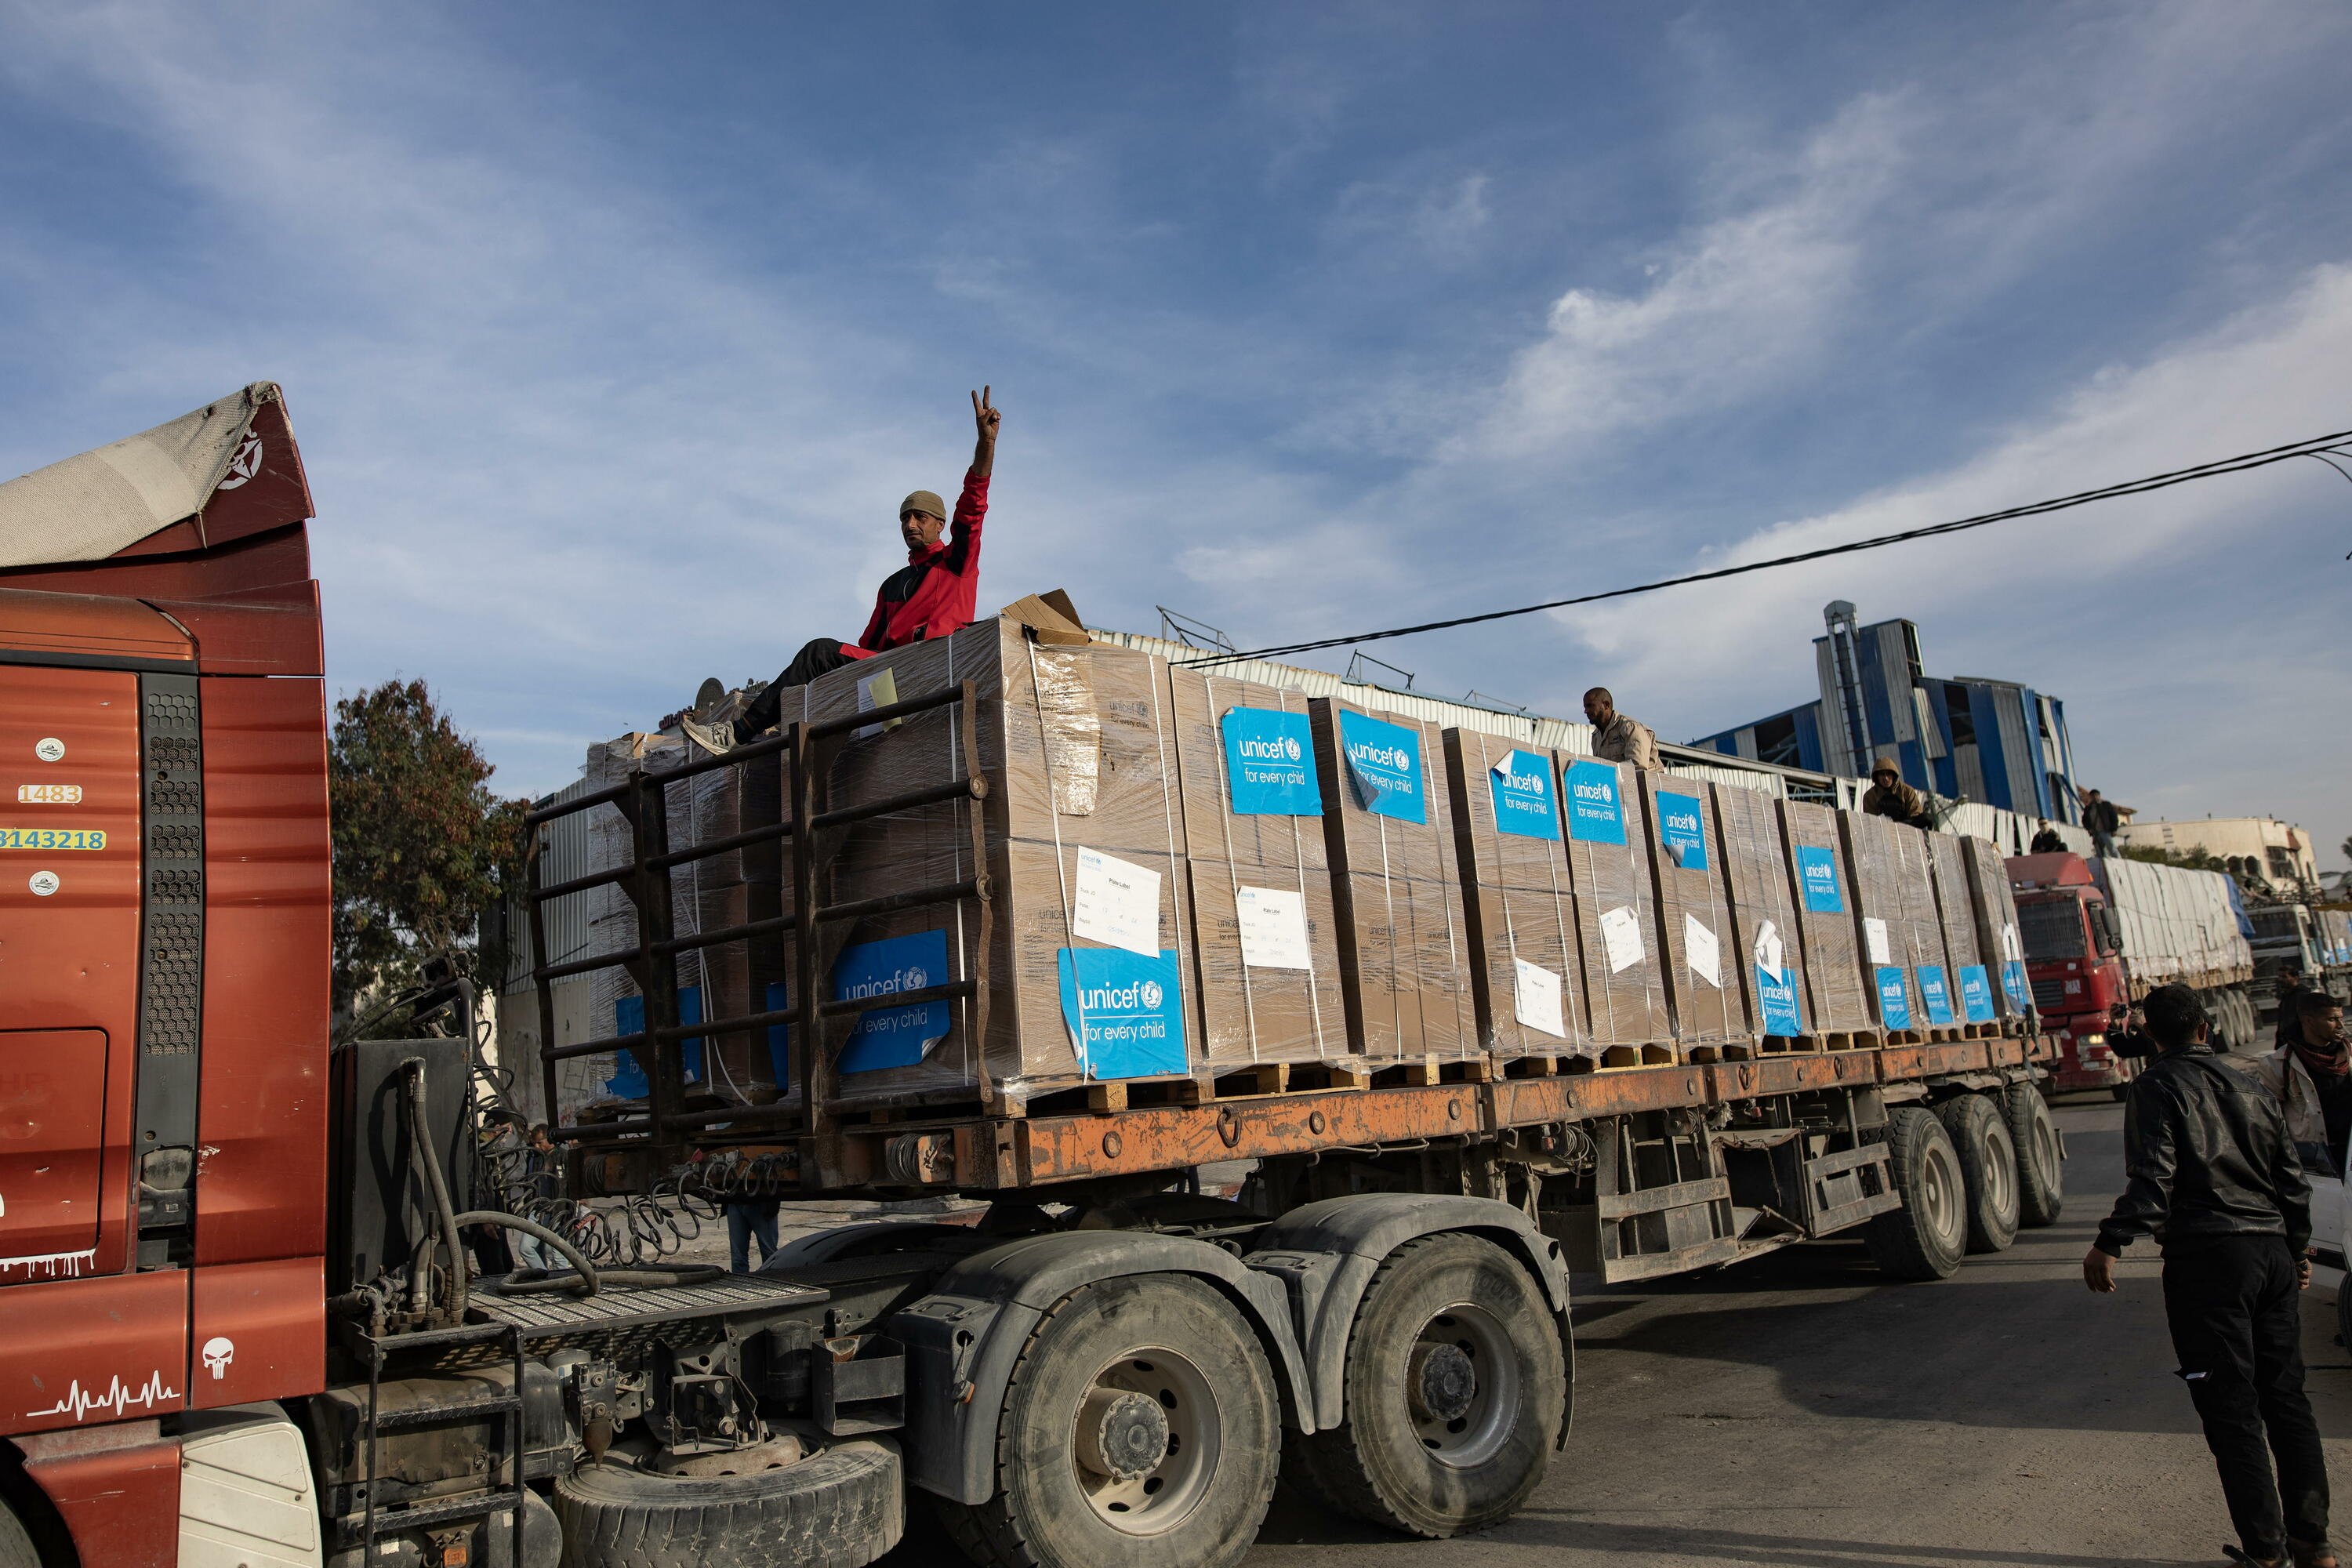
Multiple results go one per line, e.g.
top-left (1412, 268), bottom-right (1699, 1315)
top-left (795, 615), bottom-right (1198, 1112)
top-left (1560, 756), bottom-right (1671, 1060)
top-left (1924, 834), bottom-right (1990, 1026)
top-left (1443, 729), bottom-right (1588, 1061)
top-left (1777, 800), bottom-right (1874, 1035)
top-left (1957, 833), bottom-right (2031, 1022)
top-left (1840, 811), bottom-right (1949, 1031)
top-left (1639, 774), bottom-right (1741, 1054)
top-left (1712, 784), bottom-right (1806, 1043)
top-left (1166, 667), bottom-right (1350, 1076)
top-left (1308, 696), bottom-right (1478, 1061)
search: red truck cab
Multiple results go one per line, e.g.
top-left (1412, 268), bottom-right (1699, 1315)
top-left (2005, 852), bottom-right (2132, 1094)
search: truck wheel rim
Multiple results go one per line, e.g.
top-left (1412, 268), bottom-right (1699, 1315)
top-left (2031, 1109), bottom-right (2060, 1190)
top-left (1922, 1142), bottom-right (1963, 1248)
top-left (1406, 1302), bottom-right (1521, 1470)
top-left (1072, 1345), bottom-right (1219, 1535)
top-left (1984, 1122), bottom-right (2017, 1218)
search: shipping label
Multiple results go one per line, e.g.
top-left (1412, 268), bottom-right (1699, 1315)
top-left (1655, 791), bottom-right (1707, 869)
top-left (1512, 959), bottom-right (1567, 1039)
top-left (1599, 905), bottom-right (1645, 974)
top-left (1958, 965), bottom-right (1995, 1023)
top-left (835, 930), bottom-right (953, 1073)
top-left (1795, 846), bottom-right (1844, 913)
top-left (1338, 711), bottom-right (1425, 823)
top-left (1918, 964), bottom-right (1955, 1025)
top-left (1684, 914), bottom-right (1721, 988)
top-left (1234, 884), bottom-right (1312, 969)
top-left (1564, 760), bottom-right (1626, 845)
top-left (1073, 847), bottom-right (1162, 957)
top-left (1875, 966), bottom-right (1913, 1029)
top-left (1220, 708), bottom-right (1320, 816)
top-left (1058, 946), bottom-right (1187, 1079)
top-left (1487, 750), bottom-right (1560, 841)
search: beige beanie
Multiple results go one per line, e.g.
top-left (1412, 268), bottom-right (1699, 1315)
top-left (898, 489), bottom-right (947, 521)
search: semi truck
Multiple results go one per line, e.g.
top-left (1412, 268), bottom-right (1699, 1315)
top-left (2247, 902), bottom-right (2352, 1031)
top-left (2006, 850), bottom-right (2256, 1094)
top-left (2, 386), bottom-right (2064, 1568)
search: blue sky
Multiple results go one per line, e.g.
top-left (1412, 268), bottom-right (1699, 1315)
top-left (4, 2), bottom-right (2349, 864)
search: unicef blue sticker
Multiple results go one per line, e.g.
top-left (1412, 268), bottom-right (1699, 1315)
top-left (1918, 964), bottom-right (1955, 1025)
top-left (1057, 947), bottom-right (1188, 1080)
top-left (1488, 750), bottom-right (1560, 841)
top-left (1563, 760), bottom-right (1626, 845)
top-left (610, 990), bottom-right (706, 1098)
top-left (2002, 959), bottom-right (2030, 1010)
top-left (1795, 846), bottom-right (1845, 913)
top-left (1337, 711), bottom-right (1425, 824)
top-left (833, 930), bottom-right (953, 1073)
top-left (1220, 707), bottom-right (1320, 816)
top-left (1656, 790), bottom-right (1707, 870)
top-left (1958, 965), bottom-right (1994, 1024)
top-left (1756, 964), bottom-right (1802, 1037)
top-left (1875, 966), bottom-right (1913, 1029)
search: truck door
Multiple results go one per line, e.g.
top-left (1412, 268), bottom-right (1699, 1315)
top-left (0, 1030), bottom-right (110, 1276)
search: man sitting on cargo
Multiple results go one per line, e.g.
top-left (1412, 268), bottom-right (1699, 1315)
top-left (688, 388), bottom-right (1001, 750)
top-left (2031, 820), bottom-right (2066, 854)
top-left (1583, 688), bottom-right (1660, 771)
top-left (2249, 992), bottom-right (2352, 1176)
top-left (1862, 758), bottom-right (1933, 829)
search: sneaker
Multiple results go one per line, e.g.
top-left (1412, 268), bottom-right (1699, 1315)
top-left (678, 717), bottom-right (735, 757)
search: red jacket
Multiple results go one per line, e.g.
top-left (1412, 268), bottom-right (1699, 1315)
top-left (846, 469), bottom-right (989, 657)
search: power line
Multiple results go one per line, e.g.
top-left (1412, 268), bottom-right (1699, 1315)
top-left (1177, 427), bottom-right (2352, 670)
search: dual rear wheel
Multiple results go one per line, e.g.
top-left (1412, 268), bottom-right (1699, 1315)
top-left (1867, 1087), bottom-right (2060, 1280)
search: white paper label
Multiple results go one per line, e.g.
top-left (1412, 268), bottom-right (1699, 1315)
top-left (854, 666), bottom-right (902, 739)
top-left (1513, 959), bottom-right (1566, 1038)
top-left (2000, 921), bottom-right (2022, 963)
top-left (1599, 905), bottom-right (1645, 974)
top-left (1073, 847), bottom-right (1162, 957)
top-left (1235, 885), bottom-right (1312, 970)
top-left (1864, 916), bottom-right (1892, 966)
top-left (1684, 915), bottom-right (1721, 989)
top-left (1755, 919), bottom-right (1785, 982)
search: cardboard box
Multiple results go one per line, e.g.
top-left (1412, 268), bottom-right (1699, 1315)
top-left (1959, 833), bottom-right (2031, 1021)
top-left (1711, 783), bottom-right (1805, 1040)
top-left (1309, 696), bottom-right (1477, 1059)
top-left (1443, 729), bottom-right (1590, 1060)
top-left (1559, 756), bottom-right (1671, 1052)
top-left (1640, 774), bottom-right (1741, 1052)
top-left (1167, 666), bottom-right (1350, 1069)
top-left (1840, 811), bottom-right (1951, 1029)
top-left (1777, 800), bottom-right (1875, 1035)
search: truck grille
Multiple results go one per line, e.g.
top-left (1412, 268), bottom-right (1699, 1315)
top-left (2031, 978), bottom-right (2070, 1013)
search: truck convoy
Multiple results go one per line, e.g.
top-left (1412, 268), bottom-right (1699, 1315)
top-left (2006, 851), bottom-right (2258, 1095)
top-left (4, 387), bottom-right (2067, 1568)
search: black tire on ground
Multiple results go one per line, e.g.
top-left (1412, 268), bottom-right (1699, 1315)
top-left (2004, 1082), bottom-right (2064, 1229)
top-left (0, 1504), bottom-right (38, 1568)
top-left (553, 1437), bottom-right (902, 1568)
top-left (935, 1273), bottom-right (1280, 1568)
top-left (1935, 1093), bottom-right (2021, 1254)
top-left (1864, 1106), bottom-right (1968, 1281)
top-left (1283, 1232), bottom-right (1565, 1540)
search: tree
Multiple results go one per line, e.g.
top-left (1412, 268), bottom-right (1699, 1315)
top-left (329, 678), bottom-right (527, 1009)
top-left (2118, 843), bottom-right (2229, 874)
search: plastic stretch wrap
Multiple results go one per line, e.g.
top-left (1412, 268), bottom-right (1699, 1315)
top-left (1443, 729), bottom-right (1590, 1060)
top-left (1640, 774), bottom-right (1740, 1051)
top-left (1711, 783), bottom-right (1802, 1039)
top-left (1560, 757), bottom-right (1671, 1051)
top-left (1167, 668), bottom-right (1348, 1069)
top-left (1777, 800), bottom-right (1875, 1034)
top-left (1958, 834), bottom-right (2030, 1019)
top-left (1309, 696), bottom-right (1478, 1059)
top-left (1924, 834), bottom-right (1984, 975)
top-left (803, 618), bottom-right (1196, 1109)
top-left (1840, 811), bottom-right (1944, 1027)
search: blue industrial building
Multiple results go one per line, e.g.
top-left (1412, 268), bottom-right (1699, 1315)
top-left (1690, 601), bottom-right (2082, 824)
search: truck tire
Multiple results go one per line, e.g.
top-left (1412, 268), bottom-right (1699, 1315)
top-left (2004, 1083), bottom-right (2063, 1228)
top-left (1281, 1233), bottom-right (1563, 1539)
top-left (1935, 1094), bottom-right (2020, 1254)
top-left (552, 1438), bottom-right (902, 1568)
top-left (934, 1272), bottom-right (1279, 1568)
top-left (1864, 1107), bottom-right (1967, 1281)
top-left (0, 1504), bottom-right (37, 1568)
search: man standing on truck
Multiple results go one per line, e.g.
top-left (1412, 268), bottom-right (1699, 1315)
top-left (1863, 758), bottom-right (1933, 829)
top-left (685, 388), bottom-right (1002, 750)
top-left (2252, 993), bottom-right (2352, 1176)
top-left (1584, 688), bottom-right (1661, 770)
top-left (2085, 983), bottom-right (2332, 1568)
top-left (2083, 788), bottom-right (2123, 856)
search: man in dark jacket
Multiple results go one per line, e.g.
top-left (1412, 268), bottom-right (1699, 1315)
top-left (1862, 758), bottom-right (1933, 829)
top-left (2082, 788), bottom-right (2122, 855)
top-left (2085, 983), bottom-right (2332, 1568)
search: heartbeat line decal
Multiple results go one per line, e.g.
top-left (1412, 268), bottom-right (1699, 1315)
top-left (27, 1370), bottom-right (180, 1422)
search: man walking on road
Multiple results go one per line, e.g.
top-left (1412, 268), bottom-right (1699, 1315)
top-left (2085, 982), bottom-right (2333, 1568)
top-left (1584, 688), bottom-right (1660, 771)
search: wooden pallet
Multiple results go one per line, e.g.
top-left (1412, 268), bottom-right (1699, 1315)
top-left (1758, 1033), bottom-right (1825, 1055)
top-left (1595, 1041), bottom-right (1680, 1070)
top-left (1500, 1051), bottom-right (1606, 1078)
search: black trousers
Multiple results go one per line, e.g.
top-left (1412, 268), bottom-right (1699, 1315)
top-left (734, 638), bottom-right (859, 740)
top-left (2161, 1234), bottom-right (2329, 1559)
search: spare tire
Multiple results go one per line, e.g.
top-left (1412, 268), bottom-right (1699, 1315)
top-left (553, 1439), bottom-right (902, 1568)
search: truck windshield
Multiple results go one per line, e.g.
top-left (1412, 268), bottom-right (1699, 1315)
top-left (2017, 898), bottom-right (2087, 961)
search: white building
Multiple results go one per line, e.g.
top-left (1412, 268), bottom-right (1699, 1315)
top-left (2114, 815), bottom-right (2318, 891)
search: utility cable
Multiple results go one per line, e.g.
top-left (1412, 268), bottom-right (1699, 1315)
top-left (1176, 426), bottom-right (2352, 670)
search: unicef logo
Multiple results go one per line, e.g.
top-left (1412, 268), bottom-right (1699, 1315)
top-left (903, 965), bottom-right (928, 990)
top-left (1139, 980), bottom-right (1163, 1009)
top-left (1283, 735), bottom-right (1301, 762)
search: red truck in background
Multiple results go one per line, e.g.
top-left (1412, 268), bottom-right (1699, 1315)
top-left (2007, 851), bottom-right (2256, 1096)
